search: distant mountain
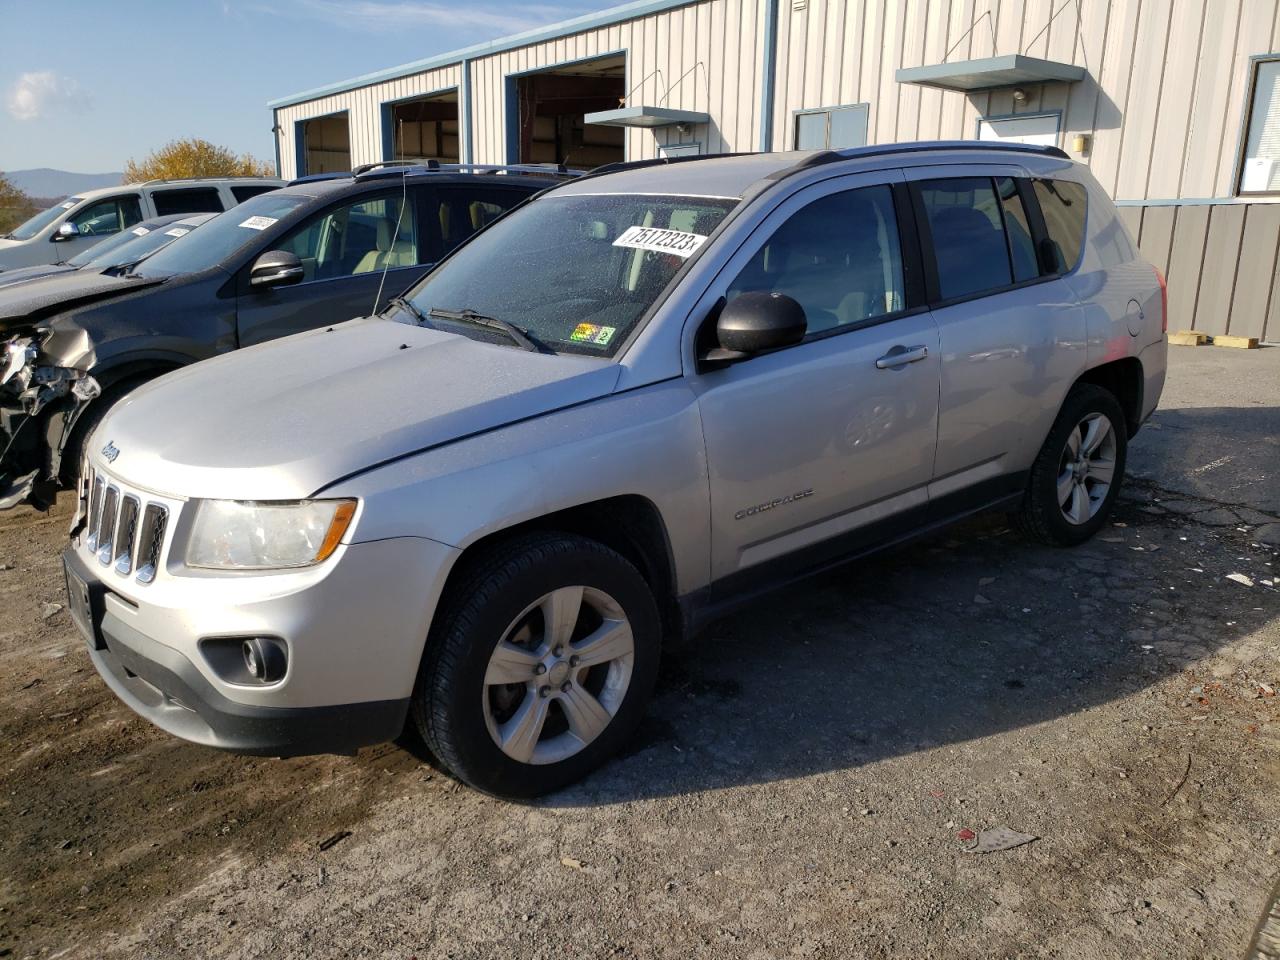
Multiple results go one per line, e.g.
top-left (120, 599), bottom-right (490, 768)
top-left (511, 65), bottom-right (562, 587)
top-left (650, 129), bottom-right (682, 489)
top-left (5, 168), bottom-right (123, 198)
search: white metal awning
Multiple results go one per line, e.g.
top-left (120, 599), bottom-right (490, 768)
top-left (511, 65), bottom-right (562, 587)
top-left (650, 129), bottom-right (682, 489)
top-left (896, 54), bottom-right (1085, 93)
top-left (584, 106), bottom-right (710, 129)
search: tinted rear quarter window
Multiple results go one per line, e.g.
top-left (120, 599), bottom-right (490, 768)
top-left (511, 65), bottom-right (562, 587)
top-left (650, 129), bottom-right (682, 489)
top-left (231, 184), bottom-right (280, 204)
top-left (1032, 179), bottom-right (1088, 272)
top-left (152, 187), bottom-right (225, 216)
top-left (919, 177), bottom-right (1013, 300)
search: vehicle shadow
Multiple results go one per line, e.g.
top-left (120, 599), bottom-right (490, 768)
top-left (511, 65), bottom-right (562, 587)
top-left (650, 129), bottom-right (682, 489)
top-left (547, 487), bottom-right (1278, 807)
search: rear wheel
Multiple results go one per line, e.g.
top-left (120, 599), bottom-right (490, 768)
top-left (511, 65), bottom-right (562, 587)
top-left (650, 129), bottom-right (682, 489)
top-left (1016, 383), bottom-right (1128, 546)
top-left (412, 532), bottom-right (661, 798)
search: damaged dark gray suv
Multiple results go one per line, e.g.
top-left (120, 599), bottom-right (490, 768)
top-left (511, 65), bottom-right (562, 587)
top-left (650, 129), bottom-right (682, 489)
top-left (0, 163), bottom-right (565, 508)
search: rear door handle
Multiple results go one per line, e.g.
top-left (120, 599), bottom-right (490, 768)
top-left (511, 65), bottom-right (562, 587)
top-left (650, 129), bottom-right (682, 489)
top-left (875, 345), bottom-right (929, 369)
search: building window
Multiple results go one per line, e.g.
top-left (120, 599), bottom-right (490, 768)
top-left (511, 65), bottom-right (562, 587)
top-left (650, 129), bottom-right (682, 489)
top-left (793, 104), bottom-right (869, 150)
top-left (1239, 56), bottom-right (1280, 195)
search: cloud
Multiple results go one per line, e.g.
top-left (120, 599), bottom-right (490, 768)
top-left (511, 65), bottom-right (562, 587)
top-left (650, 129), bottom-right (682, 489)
top-left (6, 71), bottom-right (91, 121)
top-left (288, 0), bottom-right (589, 35)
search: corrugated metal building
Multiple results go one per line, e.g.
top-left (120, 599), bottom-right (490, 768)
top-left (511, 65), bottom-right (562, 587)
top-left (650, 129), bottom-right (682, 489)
top-left (268, 0), bottom-right (1280, 341)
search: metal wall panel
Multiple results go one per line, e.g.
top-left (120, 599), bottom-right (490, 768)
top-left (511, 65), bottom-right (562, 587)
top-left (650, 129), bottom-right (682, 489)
top-left (274, 64), bottom-right (461, 179)
top-left (1229, 205), bottom-right (1280, 340)
top-left (1195, 205), bottom-right (1247, 336)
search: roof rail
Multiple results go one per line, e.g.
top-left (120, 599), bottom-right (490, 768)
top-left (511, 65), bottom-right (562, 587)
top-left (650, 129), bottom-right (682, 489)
top-left (288, 171), bottom-right (351, 186)
top-left (350, 161), bottom-right (582, 181)
top-left (765, 139), bottom-right (1071, 180)
top-left (351, 159), bottom-right (439, 177)
top-left (137, 175), bottom-right (281, 186)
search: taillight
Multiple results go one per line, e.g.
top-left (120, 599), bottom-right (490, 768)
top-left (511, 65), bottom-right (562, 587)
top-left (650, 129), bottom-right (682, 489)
top-left (1155, 266), bottom-right (1168, 334)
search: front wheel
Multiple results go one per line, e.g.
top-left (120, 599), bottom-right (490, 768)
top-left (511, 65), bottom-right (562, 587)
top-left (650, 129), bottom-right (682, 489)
top-left (412, 533), bottom-right (661, 798)
top-left (1016, 383), bottom-right (1128, 546)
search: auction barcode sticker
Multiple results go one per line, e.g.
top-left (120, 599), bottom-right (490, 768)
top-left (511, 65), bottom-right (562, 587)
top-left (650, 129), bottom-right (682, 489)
top-left (131, 227), bottom-right (150, 237)
top-left (612, 225), bottom-right (708, 258)
top-left (164, 228), bottom-right (190, 238)
top-left (238, 215), bottom-right (278, 230)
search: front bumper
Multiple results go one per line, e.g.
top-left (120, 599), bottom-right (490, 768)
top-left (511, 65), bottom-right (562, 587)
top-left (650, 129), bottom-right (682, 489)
top-left (65, 521), bottom-right (459, 756)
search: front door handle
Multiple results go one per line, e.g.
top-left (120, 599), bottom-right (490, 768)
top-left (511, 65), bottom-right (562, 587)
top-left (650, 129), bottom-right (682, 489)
top-left (875, 344), bottom-right (929, 369)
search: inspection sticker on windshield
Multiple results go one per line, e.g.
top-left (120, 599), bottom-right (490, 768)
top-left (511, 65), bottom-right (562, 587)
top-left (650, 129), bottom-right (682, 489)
top-left (612, 225), bottom-right (708, 258)
top-left (238, 215), bottom-right (278, 231)
top-left (569, 323), bottom-right (617, 345)
top-left (163, 227), bottom-right (190, 238)
top-left (131, 226), bottom-right (151, 237)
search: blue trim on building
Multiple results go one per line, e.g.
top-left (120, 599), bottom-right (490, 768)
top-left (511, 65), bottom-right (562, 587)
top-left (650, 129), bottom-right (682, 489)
top-left (1113, 196), bottom-right (1280, 207)
top-left (293, 118), bottom-right (307, 177)
top-left (462, 60), bottom-right (474, 164)
top-left (272, 109), bottom-right (282, 177)
top-left (759, 0), bottom-right (779, 152)
top-left (266, 0), bottom-right (700, 109)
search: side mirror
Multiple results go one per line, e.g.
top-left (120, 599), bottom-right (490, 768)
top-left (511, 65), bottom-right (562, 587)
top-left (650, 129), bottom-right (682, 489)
top-left (250, 250), bottom-right (304, 289)
top-left (701, 291), bottom-right (807, 367)
top-left (53, 222), bottom-right (80, 242)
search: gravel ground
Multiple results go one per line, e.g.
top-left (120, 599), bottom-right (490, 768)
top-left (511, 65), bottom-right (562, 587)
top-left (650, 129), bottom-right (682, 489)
top-left (1, 346), bottom-right (1277, 960)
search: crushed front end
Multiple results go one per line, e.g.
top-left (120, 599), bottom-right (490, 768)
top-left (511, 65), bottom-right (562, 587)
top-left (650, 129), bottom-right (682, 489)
top-left (0, 326), bottom-right (99, 510)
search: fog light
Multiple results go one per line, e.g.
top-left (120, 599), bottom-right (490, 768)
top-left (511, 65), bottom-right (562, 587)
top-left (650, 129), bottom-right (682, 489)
top-left (241, 637), bottom-right (287, 683)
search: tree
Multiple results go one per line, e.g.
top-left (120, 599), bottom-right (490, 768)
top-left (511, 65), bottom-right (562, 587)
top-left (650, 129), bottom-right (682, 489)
top-left (0, 173), bottom-right (37, 234)
top-left (124, 138), bottom-right (274, 182)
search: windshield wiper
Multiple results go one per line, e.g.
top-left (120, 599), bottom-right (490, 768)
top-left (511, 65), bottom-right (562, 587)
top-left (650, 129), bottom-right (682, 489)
top-left (387, 295), bottom-right (431, 327)
top-left (427, 307), bottom-right (545, 353)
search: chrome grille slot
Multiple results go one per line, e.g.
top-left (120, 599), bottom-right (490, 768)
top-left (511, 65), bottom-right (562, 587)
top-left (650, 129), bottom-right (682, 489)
top-left (113, 496), bottom-right (140, 575)
top-left (86, 474), bottom-right (105, 552)
top-left (135, 504), bottom-right (168, 585)
top-left (96, 486), bottom-right (119, 565)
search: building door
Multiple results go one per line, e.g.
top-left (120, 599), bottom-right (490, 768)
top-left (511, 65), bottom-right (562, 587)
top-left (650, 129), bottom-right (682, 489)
top-left (977, 113), bottom-right (1060, 147)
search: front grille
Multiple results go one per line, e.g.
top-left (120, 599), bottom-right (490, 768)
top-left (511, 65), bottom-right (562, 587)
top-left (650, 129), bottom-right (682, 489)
top-left (113, 496), bottom-right (140, 575)
top-left (83, 469), bottom-right (172, 586)
top-left (96, 487), bottom-right (119, 565)
top-left (135, 504), bottom-right (168, 585)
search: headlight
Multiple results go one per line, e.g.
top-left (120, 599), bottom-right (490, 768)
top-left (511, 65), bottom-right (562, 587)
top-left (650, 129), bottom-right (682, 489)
top-left (186, 499), bottom-right (356, 570)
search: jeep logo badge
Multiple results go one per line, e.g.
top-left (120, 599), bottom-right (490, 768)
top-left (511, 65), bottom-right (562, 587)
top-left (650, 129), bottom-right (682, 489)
top-left (101, 441), bottom-right (120, 463)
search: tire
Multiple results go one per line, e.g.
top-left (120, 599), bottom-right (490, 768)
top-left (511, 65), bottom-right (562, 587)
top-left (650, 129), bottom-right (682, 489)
top-left (412, 532), bottom-right (661, 798)
top-left (1016, 383), bottom-right (1128, 547)
top-left (57, 376), bottom-right (152, 487)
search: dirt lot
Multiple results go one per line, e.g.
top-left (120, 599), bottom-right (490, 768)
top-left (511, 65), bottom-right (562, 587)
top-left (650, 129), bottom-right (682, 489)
top-left (2, 347), bottom-right (1277, 960)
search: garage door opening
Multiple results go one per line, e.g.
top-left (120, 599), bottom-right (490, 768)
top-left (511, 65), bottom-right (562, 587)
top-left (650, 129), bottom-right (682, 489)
top-left (514, 55), bottom-right (625, 168)
top-left (300, 113), bottom-right (351, 175)
top-left (386, 91), bottom-right (460, 164)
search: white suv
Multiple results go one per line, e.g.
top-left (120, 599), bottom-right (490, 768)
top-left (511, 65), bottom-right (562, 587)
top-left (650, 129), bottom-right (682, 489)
top-left (0, 178), bottom-right (284, 269)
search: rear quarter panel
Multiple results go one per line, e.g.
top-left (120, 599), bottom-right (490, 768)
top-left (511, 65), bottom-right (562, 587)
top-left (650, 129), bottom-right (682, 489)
top-left (1066, 176), bottom-right (1166, 421)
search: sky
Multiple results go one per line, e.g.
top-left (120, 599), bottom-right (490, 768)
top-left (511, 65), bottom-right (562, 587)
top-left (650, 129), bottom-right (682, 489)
top-left (0, 0), bottom-right (606, 173)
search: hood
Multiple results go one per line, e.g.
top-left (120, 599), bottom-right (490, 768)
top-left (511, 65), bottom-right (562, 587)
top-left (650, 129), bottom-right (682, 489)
top-left (0, 238), bottom-right (20, 252)
top-left (98, 316), bottom-right (622, 500)
top-left (0, 263), bottom-right (76, 290)
top-left (0, 271), bottom-right (164, 331)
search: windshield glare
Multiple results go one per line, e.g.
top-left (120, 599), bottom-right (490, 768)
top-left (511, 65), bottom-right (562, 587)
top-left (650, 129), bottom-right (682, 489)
top-left (132, 193), bottom-right (308, 278)
top-left (403, 193), bottom-right (738, 356)
top-left (8, 197), bottom-right (80, 241)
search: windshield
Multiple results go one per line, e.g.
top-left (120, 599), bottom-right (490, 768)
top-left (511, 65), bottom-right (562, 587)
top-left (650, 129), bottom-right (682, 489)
top-left (132, 193), bottom-right (308, 278)
top-left (401, 193), bottom-right (738, 356)
top-left (8, 197), bottom-right (81, 241)
top-left (66, 223), bottom-right (163, 267)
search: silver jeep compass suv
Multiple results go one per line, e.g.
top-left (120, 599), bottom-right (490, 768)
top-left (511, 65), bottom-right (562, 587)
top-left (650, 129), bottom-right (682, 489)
top-left (65, 143), bottom-right (1167, 797)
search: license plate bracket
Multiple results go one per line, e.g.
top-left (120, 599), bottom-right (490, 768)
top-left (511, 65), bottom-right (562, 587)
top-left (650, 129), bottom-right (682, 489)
top-left (64, 557), bottom-right (105, 651)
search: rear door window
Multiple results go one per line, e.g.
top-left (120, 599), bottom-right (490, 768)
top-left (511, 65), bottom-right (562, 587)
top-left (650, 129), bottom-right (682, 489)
top-left (1032, 179), bottom-right (1088, 273)
top-left (430, 186), bottom-right (530, 260)
top-left (996, 177), bottom-right (1039, 282)
top-left (152, 187), bottom-right (225, 216)
top-left (918, 177), bottom-right (1014, 301)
